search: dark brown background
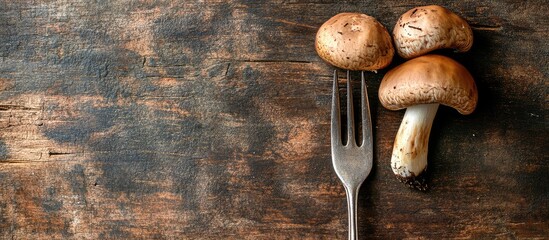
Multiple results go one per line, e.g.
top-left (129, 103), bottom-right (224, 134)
top-left (0, 0), bottom-right (547, 239)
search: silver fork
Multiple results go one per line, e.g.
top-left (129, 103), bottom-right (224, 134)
top-left (331, 70), bottom-right (373, 240)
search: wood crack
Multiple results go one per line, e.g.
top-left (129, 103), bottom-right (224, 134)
top-left (239, 59), bottom-right (312, 64)
top-left (48, 151), bottom-right (77, 156)
top-left (0, 159), bottom-right (83, 164)
top-left (225, 62), bottom-right (231, 76)
top-left (0, 104), bottom-right (40, 111)
top-left (272, 18), bottom-right (317, 29)
top-left (470, 23), bottom-right (503, 31)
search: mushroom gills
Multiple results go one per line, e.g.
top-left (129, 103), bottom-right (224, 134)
top-left (391, 103), bottom-right (439, 190)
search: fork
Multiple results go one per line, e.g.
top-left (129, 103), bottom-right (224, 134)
top-left (331, 70), bottom-right (373, 240)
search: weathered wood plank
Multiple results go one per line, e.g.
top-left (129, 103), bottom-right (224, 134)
top-left (0, 0), bottom-right (547, 239)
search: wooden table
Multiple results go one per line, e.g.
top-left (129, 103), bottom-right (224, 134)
top-left (1, 1), bottom-right (547, 239)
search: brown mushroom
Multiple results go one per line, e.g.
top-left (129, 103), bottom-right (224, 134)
top-left (378, 54), bottom-right (478, 190)
top-left (393, 5), bottom-right (473, 59)
top-left (316, 13), bottom-right (394, 71)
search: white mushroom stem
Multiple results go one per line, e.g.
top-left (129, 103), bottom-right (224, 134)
top-left (391, 103), bottom-right (439, 187)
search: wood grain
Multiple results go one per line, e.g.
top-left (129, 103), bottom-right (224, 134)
top-left (0, 0), bottom-right (547, 239)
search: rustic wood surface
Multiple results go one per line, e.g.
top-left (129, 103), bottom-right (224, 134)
top-left (0, 0), bottom-right (547, 239)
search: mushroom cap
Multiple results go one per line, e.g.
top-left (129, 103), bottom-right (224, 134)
top-left (393, 5), bottom-right (473, 59)
top-left (379, 54), bottom-right (478, 115)
top-left (315, 13), bottom-right (394, 71)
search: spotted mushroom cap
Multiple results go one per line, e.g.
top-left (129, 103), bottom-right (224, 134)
top-left (315, 13), bottom-right (394, 71)
top-left (393, 5), bottom-right (473, 59)
top-left (379, 54), bottom-right (478, 115)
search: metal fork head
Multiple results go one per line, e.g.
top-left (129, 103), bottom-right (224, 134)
top-left (331, 70), bottom-right (373, 188)
top-left (331, 70), bottom-right (374, 240)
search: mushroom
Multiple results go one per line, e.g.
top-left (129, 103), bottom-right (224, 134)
top-left (316, 13), bottom-right (394, 71)
top-left (378, 54), bottom-right (478, 190)
top-left (393, 5), bottom-right (473, 59)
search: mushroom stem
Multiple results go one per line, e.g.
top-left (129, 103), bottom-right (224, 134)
top-left (391, 103), bottom-right (439, 190)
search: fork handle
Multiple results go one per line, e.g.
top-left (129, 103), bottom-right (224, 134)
top-left (345, 186), bottom-right (360, 240)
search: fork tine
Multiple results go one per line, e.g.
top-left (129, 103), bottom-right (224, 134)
top-left (346, 71), bottom-right (355, 146)
top-left (331, 70), bottom-right (341, 146)
top-left (361, 71), bottom-right (372, 146)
